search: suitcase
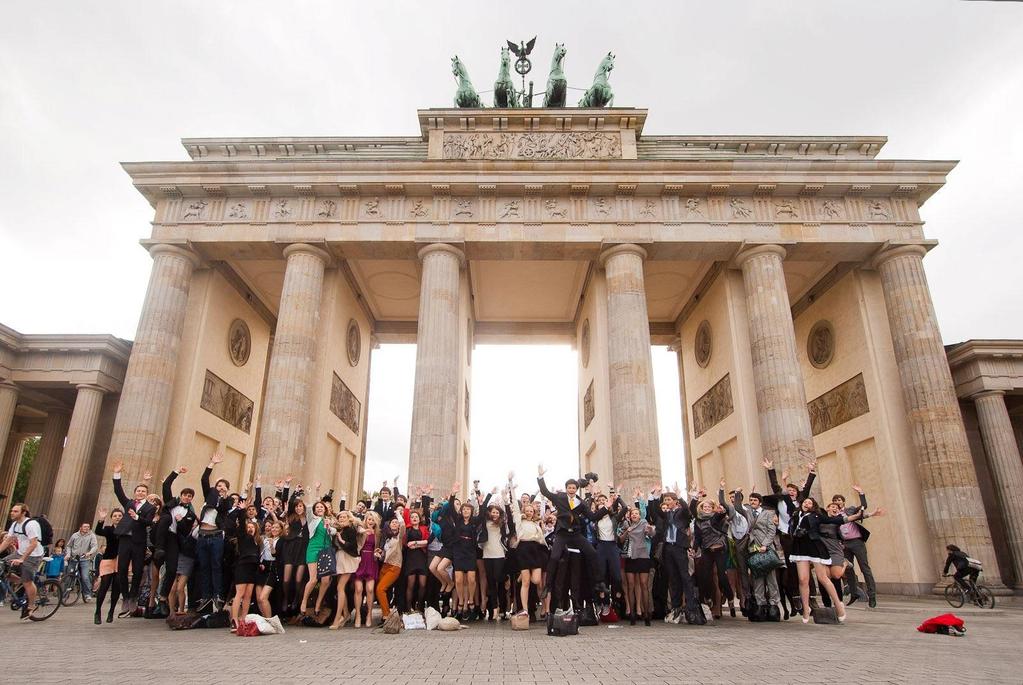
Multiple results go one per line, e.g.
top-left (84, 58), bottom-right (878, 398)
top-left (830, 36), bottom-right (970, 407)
top-left (546, 611), bottom-right (578, 636)
top-left (511, 613), bottom-right (530, 630)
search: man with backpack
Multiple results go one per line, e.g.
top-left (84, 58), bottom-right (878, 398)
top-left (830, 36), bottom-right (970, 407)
top-left (0, 503), bottom-right (47, 619)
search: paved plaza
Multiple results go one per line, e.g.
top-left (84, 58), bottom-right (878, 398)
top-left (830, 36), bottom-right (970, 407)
top-left (2, 597), bottom-right (1020, 684)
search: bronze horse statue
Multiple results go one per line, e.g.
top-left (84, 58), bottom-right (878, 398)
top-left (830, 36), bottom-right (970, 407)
top-left (452, 55), bottom-right (482, 108)
top-left (543, 43), bottom-right (568, 107)
top-left (578, 52), bottom-right (615, 108)
top-left (493, 46), bottom-right (519, 108)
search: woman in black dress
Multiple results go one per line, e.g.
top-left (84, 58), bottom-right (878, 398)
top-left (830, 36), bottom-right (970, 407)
top-left (404, 509), bottom-right (430, 612)
top-left (790, 496), bottom-right (866, 623)
top-left (93, 507), bottom-right (123, 625)
top-left (445, 482), bottom-right (491, 621)
top-left (278, 498), bottom-right (309, 615)
top-left (230, 519), bottom-right (261, 631)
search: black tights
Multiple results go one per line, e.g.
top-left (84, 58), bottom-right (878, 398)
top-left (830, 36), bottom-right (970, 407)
top-left (95, 573), bottom-right (121, 619)
top-left (282, 563), bottom-right (306, 611)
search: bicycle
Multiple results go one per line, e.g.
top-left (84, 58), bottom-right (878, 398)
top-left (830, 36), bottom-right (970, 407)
top-left (1, 558), bottom-right (62, 621)
top-left (59, 557), bottom-right (95, 606)
top-left (943, 574), bottom-right (995, 609)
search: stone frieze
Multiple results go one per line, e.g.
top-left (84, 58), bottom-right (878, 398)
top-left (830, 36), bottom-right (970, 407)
top-left (441, 131), bottom-right (622, 160)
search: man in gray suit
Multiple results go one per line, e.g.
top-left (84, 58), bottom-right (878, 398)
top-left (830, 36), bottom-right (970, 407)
top-left (744, 491), bottom-right (781, 621)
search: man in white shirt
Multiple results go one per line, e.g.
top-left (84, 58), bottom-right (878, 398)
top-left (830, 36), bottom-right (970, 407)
top-left (0, 503), bottom-right (45, 619)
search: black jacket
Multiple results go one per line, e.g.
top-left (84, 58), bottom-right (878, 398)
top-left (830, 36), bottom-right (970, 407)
top-left (648, 498), bottom-right (695, 549)
top-left (537, 478), bottom-right (599, 535)
top-left (199, 467), bottom-right (233, 530)
top-left (112, 476), bottom-right (155, 544)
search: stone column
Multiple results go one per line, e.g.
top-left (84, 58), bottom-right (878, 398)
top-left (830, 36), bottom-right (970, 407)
top-left (408, 244), bottom-right (465, 487)
top-left (49, 384), bottom-right (106, 538)
top-left (0, 431), bottom-right (26, 502)
top-left (24, 410), bottom-right (71, 515)
top-left (0, 381), bottom-right (19, 497)
top-left (874, 245), bottom-right (1002, 588)
top-left (972, 390), bottom-right (1023, 585)
top-left (255, 243), bottom-right (330, 479)
top-left (735, 245), bottom-right (816, 476)
top-left (103, 244), bottom-right (200, 488)
top-left (599, 244), bottom-right (662, 490)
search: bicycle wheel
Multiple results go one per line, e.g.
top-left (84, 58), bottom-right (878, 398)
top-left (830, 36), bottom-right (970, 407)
top-left (974, 585), bottom-right (995, 609)
top-left (943, 583), bottom-right (965, 608)
top-left (61, 579), bottom-right (80, 606)
top-left (29, 580), bottom-right (62, 621)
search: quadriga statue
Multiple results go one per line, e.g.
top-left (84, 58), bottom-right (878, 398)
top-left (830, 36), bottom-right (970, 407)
top-left (578, 52), bottom-right (615, 108)
top-left (452, 55), bottom-right (482, 108)
top-left (543, 43), bottom-right (568, 107)
top-left (493, 46), bottom-right (519, 108)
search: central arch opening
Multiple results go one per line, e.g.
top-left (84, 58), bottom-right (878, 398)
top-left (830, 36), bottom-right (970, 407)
top-left (362, 343), bottom-right (684, 496)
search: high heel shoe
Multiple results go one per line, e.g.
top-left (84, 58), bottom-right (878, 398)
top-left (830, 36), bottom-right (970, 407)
top-left (801, 613), bottom-right (811, 624)
top-left (629, 612), bottom-right (636, 626)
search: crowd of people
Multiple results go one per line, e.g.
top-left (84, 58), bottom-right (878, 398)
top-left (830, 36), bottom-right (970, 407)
top-left (2, 453), bottom-right (892, 629)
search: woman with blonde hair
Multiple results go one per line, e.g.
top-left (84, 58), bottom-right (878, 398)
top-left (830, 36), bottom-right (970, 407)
top-left (328, 508), bottom-right (362, 629)
top-left (353, 511), bottom-right (382, 627)
top-left (509, 488), bottom-right (547, 618)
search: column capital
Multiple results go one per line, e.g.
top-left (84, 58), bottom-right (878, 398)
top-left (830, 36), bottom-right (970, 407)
top-left (870, 244), bottom-right (927, 270)
top-left (148, 243), bottom-right (201, 269)
top-left (417, 243), bottom-right (466, 266)
top-left (971, 389), bottom-right (1006, 401)
top-left (734, 243), bottom-right (787, 268)
top-left (282, 242), bottom-right (332, 265)
top-left (599, 243), bottom-right (648, 266)
top-left (74, 384), bottom-right (107, 395)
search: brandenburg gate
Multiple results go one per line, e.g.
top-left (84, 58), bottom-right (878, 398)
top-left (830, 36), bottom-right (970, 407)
top-left (5, 94), bottom-right (1020, 593)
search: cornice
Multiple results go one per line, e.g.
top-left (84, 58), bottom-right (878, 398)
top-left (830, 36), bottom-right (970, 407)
top-left (946, 339), bottom-right (1023, 367)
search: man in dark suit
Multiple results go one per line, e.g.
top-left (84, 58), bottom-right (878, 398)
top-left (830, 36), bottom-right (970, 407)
top-left (536, 464), bottom-right (601, 609)
top-left (156, 466), bottom-right (197, 614)
top-left (373, 476), bottom-right (401, 523)
top-left (111, 460), bottom-right (156, 617)
top-left (648, 489), bottom-right (705, 625)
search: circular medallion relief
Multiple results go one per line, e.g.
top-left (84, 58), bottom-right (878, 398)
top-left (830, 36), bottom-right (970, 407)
top-left (228, 319), bottom-right (251, 367)
top-left (346, 319), bottom-right (361, 367)
top-left (695, 320), bottom-right (712, 368)
top-left (808, 320), bottom-right (835, 369)
top-left (580, 319), bottom-right (591, 368)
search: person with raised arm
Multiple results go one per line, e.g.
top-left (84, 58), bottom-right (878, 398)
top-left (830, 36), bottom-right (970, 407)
top-left (91, 507), bottom-right (124, 624)
top-left (445, 480), bottom-right (491, 620)
top-left (718, 479), bottom-right (751, 618)
top-left (328, 507), bottom-right (363, 629)
top-left (110, 460), bottom-right (156, 617)
top-left (619, 491), bottom-right (655, 626)
top-left (647, 485), bottom-right (704, 626)
top-left (536, 463), bottom-right (601, 613)
top-left (402, 486), bottom-right (432, 613)
top-left (742, 488), bottom-right (782, 621)
top-left (509, 478), bottom-right (548, 620)
top-left (156, 465), bottom-right (195, 616)
top-left (833, 484), bottom-right (878, 607)
top-left (195, 452), bottom-right (233, 612)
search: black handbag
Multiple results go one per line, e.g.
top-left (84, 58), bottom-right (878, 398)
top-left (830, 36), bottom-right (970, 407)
top-left (578, 603), bottom-right (599, 627)
top-left (546, 611), bottom-right (578, 636)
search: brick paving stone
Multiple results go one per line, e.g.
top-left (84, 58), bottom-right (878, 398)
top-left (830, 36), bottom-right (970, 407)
top-left (0, 598), bottom-right (1021, 683)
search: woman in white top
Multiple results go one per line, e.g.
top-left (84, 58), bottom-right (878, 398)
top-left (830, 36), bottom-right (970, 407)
top-left (509, 489), bottom-right (548, 617)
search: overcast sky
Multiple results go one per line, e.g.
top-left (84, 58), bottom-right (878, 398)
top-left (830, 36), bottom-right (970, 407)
top-left (2, 1), bottom-right (1020, 491)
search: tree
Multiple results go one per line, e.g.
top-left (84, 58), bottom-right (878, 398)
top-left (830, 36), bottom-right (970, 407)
top-left (11, 436), bottom-right (40, 504)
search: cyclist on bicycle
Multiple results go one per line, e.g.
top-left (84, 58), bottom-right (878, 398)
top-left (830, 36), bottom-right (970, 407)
top-left (0, 503), bottom-right (45, 620)
top-left (943, 544), bottom-right (980, 591)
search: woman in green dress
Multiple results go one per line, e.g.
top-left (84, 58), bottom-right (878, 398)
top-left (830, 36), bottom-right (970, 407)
top-left (299, 498), bottom-right (335, 615)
